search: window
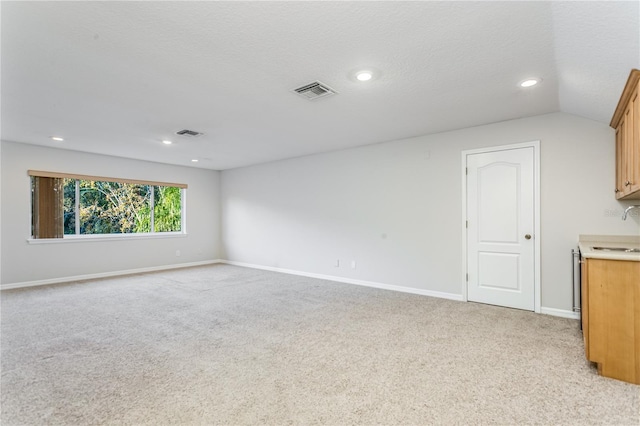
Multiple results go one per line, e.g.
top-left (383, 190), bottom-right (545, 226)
top-left (29, 171), bottom-right (186, 239)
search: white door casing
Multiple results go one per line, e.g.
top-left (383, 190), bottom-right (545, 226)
top-left (463, 143), bottom-right (539, 311)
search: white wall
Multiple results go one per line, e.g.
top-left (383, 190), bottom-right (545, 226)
top-left (4, 113), bottom-right (639, 310)
top-left (221, 112), bottom-right (640, 312)
top-left (1, 141), bottom-right (221, 285)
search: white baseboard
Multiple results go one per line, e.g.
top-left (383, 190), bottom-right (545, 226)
top-left (221, 260), bottom-right (464, 302)
top-left (224, 261), bottom-right (584, 319)
top-left (2, 259), bottom-right (581, 321)
top-left (540, 307), bottom-right (580, 320)
top-left (1, 260), bottom-right (223, 290)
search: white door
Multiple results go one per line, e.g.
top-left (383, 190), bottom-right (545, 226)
top-left (466, 146), bottom-right (535, 311)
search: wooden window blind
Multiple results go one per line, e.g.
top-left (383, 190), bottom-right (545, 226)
top-left (32, 176), bottom-right (64, 238)
top-left (27, 170), bottom-right (188, 189)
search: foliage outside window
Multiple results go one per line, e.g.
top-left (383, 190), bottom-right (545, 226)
top-left (30, 171), bottom-right (186, 239)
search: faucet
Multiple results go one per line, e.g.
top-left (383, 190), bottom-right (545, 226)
top-left (622, 205), bottom-right (640, 220)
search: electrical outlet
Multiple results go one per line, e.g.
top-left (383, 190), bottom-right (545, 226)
top-left (176, 250), bottom-right (181, 257)
top-left (351, 260), bottom-right (356, 269)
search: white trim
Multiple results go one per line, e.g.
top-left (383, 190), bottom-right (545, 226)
top-left (461, 141), bottom-right (541, 313)
top-left (150, 186), bottom-right (155, 232)
top-left (221, 260), bottom-right (464, 301)
top-left (181, 188), bottom-right (187, 235)
top-left (74, 180), bottom-right (80, 235)
top-left (461, 151), bottom-right (468, 302)
top-left (540, 307), bottom-right (580, 320)
top-left (533, 141), bottom-right (541, 313)
top-left (1, 260), bottom-right (222, 290)
top-left (27, 232), bottom-right (188, 244)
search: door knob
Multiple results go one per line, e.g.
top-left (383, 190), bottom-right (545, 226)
top-left (525, 234), bottom-right (532, 240)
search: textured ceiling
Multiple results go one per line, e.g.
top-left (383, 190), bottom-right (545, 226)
top-left (2, 1), bottom-right (639, 170)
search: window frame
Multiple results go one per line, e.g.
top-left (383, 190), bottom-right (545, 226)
top-left (28, 170), bottom-right (187, 243)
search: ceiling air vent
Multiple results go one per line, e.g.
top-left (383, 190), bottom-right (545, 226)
top-left (293, 81), bottom-right (337, 100)
top-left (176, 129), bottom-right (203, 137)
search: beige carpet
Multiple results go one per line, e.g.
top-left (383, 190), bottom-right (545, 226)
top-left (1, 264), bottom-right (639, 425)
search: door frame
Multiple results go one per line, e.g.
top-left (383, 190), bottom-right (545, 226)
top-left (461, 141), bottom-right (541, 313)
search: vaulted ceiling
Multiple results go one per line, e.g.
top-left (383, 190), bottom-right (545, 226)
top-left (2, 1), bottom-right (639, 170)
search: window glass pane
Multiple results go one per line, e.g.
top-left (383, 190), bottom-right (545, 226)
top-left (31, 173), bottom-right (185, 238)
top-left (154, 186), bottom-right (181, 232)
top-left (79, 181), bottom-right (151, 234)
top-left (63, 179), bottom-right (76, 235)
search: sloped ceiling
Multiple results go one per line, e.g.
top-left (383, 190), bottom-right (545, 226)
top-left (1, 1), bottom-right (639, 170)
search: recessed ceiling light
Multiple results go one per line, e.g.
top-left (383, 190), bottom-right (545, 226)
top-left (520, 78), bottom-right (541, 88)
top-left (50, 136), bottom-right (64, 141)
top-left (191, 159), bottom-right (199, 163)
top-left (350, 68), bottom-right (380, 83)
top-left (162, 140), bottom-right (172, 145)
top-left (356, 71), bottom-right (373, 82)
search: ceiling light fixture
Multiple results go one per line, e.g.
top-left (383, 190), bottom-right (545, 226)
top-left (356, 71), bottom-right (373, 82)
top-left (50, 136), bottom-right (64, 141)
top-left (520, 78), bottom-right (541, 88)
top-left (162, 140), bottom-right (172, 145)
top-left (350, 68), bottom-right (380, 83)
top-left (191, 159), bottom-right (199, 163)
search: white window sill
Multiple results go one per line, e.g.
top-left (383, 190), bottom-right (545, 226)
top-left (27, 232), bottom-right (187, 244)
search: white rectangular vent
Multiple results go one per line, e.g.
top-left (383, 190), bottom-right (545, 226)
top-left (176, 129), bottom-right (203, 137)
top-left (293, 81), bottom-right (337, 100)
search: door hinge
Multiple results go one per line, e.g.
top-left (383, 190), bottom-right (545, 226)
top-left (466, 273), bottom-right (469, 282)
top-left (466, 220), bottom-right (468, 228)
top-left (465, 167), bottom-right (468, 175)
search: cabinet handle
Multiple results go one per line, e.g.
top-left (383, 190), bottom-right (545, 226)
top-left (615, 188), bottom-right (620, 193)
top-left (625, 181), bottom-right (631, 186)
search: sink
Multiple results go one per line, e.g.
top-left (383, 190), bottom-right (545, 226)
top-left (592, 247), bottom-right (640, 253)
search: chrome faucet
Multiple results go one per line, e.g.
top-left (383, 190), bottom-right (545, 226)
top-left (622, 205), bottom-right (640, 220)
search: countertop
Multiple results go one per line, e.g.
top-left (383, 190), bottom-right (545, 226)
top-left (578, 235), bottom-right (640, 262)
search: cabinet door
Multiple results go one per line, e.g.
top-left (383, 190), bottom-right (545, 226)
top-left (615, 124), bottom-right (625, 198)
top-left (629, 86), bottom-right (640, 195)
top-left (621, 102), bottom-right (634, 197)
top-left (588, 259), bottom-right (640, 384)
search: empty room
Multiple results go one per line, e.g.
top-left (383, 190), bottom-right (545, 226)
top-left (1, 1), bottom-right (640, 424)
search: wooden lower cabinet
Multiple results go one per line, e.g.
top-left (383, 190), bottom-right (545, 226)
top-left (581, 257), bottom-right (640, 384)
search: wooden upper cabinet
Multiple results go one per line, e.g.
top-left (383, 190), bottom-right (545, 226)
top-left (611, 69), bottom-right (640, 199)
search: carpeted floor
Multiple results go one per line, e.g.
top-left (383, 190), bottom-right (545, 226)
top-left (1, 264), bottom-right (639, 425)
